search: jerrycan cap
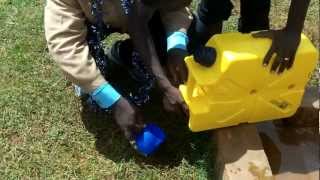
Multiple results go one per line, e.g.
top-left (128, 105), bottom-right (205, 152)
top-left (194, 46), bottom-right (217, 67)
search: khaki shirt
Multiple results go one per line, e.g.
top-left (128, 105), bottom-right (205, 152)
top-left (44, 0), bottom-right (192, 92)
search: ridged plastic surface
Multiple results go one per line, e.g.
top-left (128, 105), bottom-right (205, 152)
top-left (180, 33), bottom-right (318, 132)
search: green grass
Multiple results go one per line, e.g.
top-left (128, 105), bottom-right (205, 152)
top-left (0, 1), bottom-right (214, 179)
top-left (0, 0), bottom-right (319, 179)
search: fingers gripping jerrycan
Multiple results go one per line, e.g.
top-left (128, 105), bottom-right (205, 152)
top-left (180, 32), bottom-right (318, 132)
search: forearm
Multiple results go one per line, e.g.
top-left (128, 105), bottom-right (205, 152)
top-left (127, 4), bottom-right (172, 90)
top-left (285, 0), bottom-right (311, 33)
top-left (132, 26), bottom-right (172, 90)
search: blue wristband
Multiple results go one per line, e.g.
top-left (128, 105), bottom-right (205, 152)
top-left (167, 31), bottom-right (189, 52)
top-left (91, 83), bottom-right (121, 109)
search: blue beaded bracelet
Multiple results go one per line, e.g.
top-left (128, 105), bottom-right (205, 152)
top-left (167, 31), bottom-right (189, 52)
top-left (91, 83), bottom-right (121, 109)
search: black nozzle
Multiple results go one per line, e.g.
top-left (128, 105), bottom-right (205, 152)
top-left (194, 46), bottom-right (217, 67)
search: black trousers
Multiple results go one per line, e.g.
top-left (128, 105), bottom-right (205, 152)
top-left (119, 0), bottom-right (271, 61)
top-left (198, 0), bottom-right (271, 33)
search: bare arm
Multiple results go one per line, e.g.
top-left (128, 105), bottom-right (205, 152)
top-left (253, 0), bottom-right (311, 73)
top-left (285, 0), bottom-right (311, 33)
top-left (126, 1), bottom-right (172, 91)
top-left (126, 2), bottom-right (189, 115)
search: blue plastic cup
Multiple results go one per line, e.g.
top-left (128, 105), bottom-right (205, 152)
top-left (135, 123), bottom-right (166, 156)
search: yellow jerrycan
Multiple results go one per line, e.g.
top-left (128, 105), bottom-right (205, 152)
top-left (180, 32), bottom-right (318, 132)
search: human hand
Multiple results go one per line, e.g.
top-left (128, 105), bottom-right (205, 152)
top-left (252, 29), bottom-right (301, 74)
top-left (167, 49), bottom-right (188, 86)
top-left (162, 85), bottom-right (189, 117)
top-left (112, 97), bottom-right (145, 141)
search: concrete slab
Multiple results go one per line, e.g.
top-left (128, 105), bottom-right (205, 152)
top-left (257, 122), bottom-right (319, 180)
top-left (214, 124), bottom-right (273, 180)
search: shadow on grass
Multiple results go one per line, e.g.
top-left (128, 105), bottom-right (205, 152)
top-left (80, 90), bottom-right (216, 178)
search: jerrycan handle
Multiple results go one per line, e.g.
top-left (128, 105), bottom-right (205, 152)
top-left (194, 46), bottom-right (217, 67)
